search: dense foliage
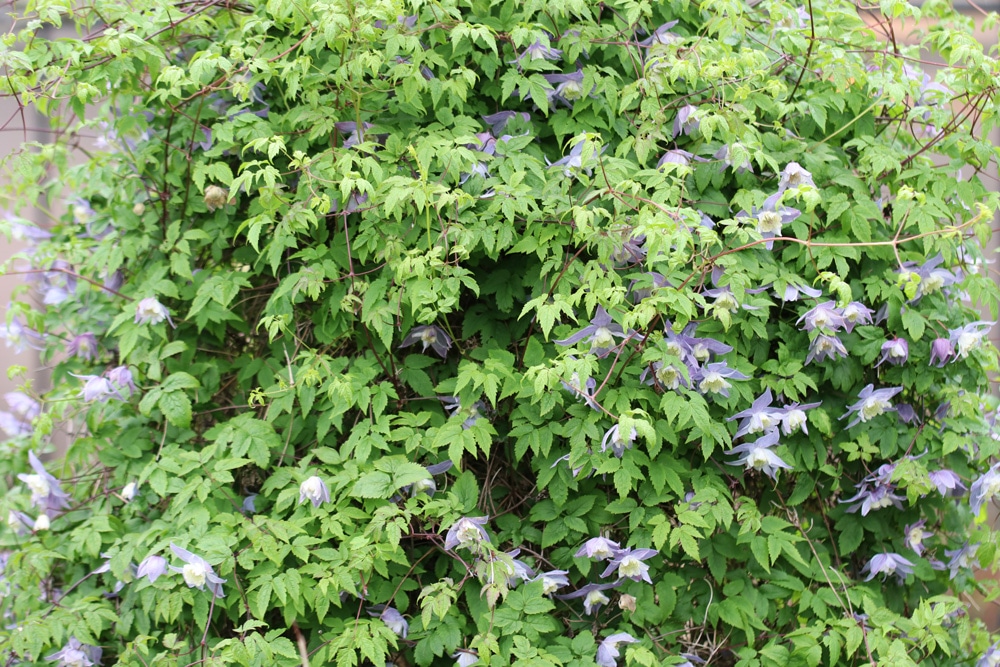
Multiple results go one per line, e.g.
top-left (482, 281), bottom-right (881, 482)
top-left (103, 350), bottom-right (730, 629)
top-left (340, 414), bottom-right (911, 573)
top-left (2, 0), bottom-right (1000, 664)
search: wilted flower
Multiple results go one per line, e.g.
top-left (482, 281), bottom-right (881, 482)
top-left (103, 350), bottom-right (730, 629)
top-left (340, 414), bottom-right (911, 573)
top-left (928, 469), bottom-right (965, 497)
top-left (557, 581), bottom-right (619, 615)
top-left (876, 338), bottom-right (909, 366)
top-left (695, 361), bottom-right (749, 398)
top-left (169, 543), bottom-right (226, 597)
top-left (841, 384), bottom-right (902, 428)
top-left (862, 552), bottom-right (914, 582)
top-left (70, 374), bottom-right (124, 403)
top-left (45, 637), bottom-right (103, 667)
top-left (444, 516), bottom-right (490, 550)
top-left (596, 633), bottom-right (639, 667)
top-left (601, 547), bottom-right (657, 583)
top-left (576, 536), bottom-right (621, 560)
top-left (67, 333), bottom-right (98, 361)
top-left (928, 337), bottom-right (954, 367)
top-left (19, 451), bottom-right (70, 512)
top-left (555, 306), bottom-right (626, 358)
top-left (134, 297), bottom-right (174, 327)
top-left (399, 324), bottom-right (452, 359)
top-left (298, 475), bottom-right (330, 508)
top-left (601, 423), bottom-right (637, 458)
top-left (904, 520), bottom-right (930, 556)
top-left (725, 429), bottom-right (792, 480)
top-left (136, 554), bottom-right (168, 583)
top-left (203, 185), bottom-right (229, 211)
top-left (532, 569), bottom-right (570, 595)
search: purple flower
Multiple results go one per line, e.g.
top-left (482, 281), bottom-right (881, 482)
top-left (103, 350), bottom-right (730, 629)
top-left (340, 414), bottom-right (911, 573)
top-left (298, 475), bottom-right (330, 507)
top-left (107, 366), bottom-right (136, 395)
top-left (949, 321), bottom-right (994, 359)
top-left (555, 306), bottom-right (626, 358)
top-left (0, 315), bottom-right (42, 353)
top-left (876, 338), bottom-right (909, 366)
top-left (368, 605), bottom-right (408, 638)
top-left (136, 554), bottom-right (168, 583)
top-left (672, 104), bottom-right (699, 137)
top-left (596, 633), bottom-right (639, 667)
top-left (911, 253), bottom-right (958, 301)
top-left (453, 649), bottom-right (478, 667)
top-left (18, 451), bottom-right (70, 512)
top-left (777, 162), bottom-right (815, 192)
top-left (896, 403), bottom-right (918, 424)
top-left (441, 397), bottom-right (486, 430)
top-left (556, 581), bottom-right (619, 615)
top-left (601, 547), bottom-right (658, 583)
top-left (841, 482), bottom-right (903, 515)
top-left (640, 361), bottom-right (688, 391)
top-left (780, 401), bottom-right (821, 435)
top-left (862, 552), bottom-right (914, 582)
top-left (695, 361), bottom-right (749, 398)
top-left (70, 374), bottom-right (124, 403)
top-left (804, 333), bottom-right (848, 365)
top-left (609, 233), bottom-right (646, 267)
top-left (929, 337), bottom-right (954, 366)
top-left (399, 324), bottom-right (452, 359)
top-left (727, 388), bottom-right (785, 438)
top-left (561, 366), bottom-right (600, 411)
top-left (504, 548), bottom-right (535, 586)
top-left (928, 469), bottom-right (965, 497)
top-left (241, 494), bottom-right (258, 513)
top-left (736, 192), bottom-right (801, 249)
top-left (798, 301), bottom-right (845, 332)
top-left (776, 282), bottom-right (822, 302)
top-left (532, 569), bottom-right (570, 595)
top-left (840, 384), bottom-right (902, 428)
top-left (444, 516), bottom-right (490, 550)
top-left (67, 333), bottom-right (98, 361)
top-left (904, 520), bottom-right (930, 556)
top-left (0, 391), bottom-right (40, 437)
top-left (840, 302), bottom-right (874, 333)
top-left (944, 542), bottom-right (978, 579)
top-left (978, 643), bottom-right (1000, 667)
top-left (601, 424), bottom-right (637, 458)
top-left (714, 143), bottom-right (753, 174)
top-left (511, 39), bottom-right (562, 64)
top-left (657, 149), bottom-right (700, 168)
top-left (547, 134), bottom-right (605, 177)
top-left (334, 121), bottom-right (374, 148)
top-left (525, 70), bottom-right (594, 108)
top-left (675, 325), bottom-right (733, 363)
top-left (724, 430), bottom-right (792, 480)
top-left (639, 21), bottom-right (680, 47)
top-left (330, 191), bottom-right (368, 214)
top-left (45, 637), bottom-right (103, 667)
top-left (970, 463), bottom-right (1000, 516)
top-left (576, 536), bottom-right (621, 560)
top-left (482, 111), bottom-right (530, 134)
top-left (135, 297), bottom-right (174, 326)
top-left (169, 544), bottom-right (226, 598)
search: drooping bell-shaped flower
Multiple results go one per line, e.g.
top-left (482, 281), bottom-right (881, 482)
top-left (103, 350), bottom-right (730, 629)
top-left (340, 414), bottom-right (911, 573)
top-left (169, 543), bottom-right (226, 597)
top-left (399, 324), bottom-right (452, 359)
top-left (298, 475), bottom-right (330, 508)
top-left (555, 306), bottom-right (626, 358)
top-left (444, 516), bottom-right (490, 550)
top-left (840, 384), bottom-right (902, 428)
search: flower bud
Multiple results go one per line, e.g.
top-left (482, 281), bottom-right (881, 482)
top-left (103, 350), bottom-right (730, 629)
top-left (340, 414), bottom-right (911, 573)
top-left (203, 185), bottom-right (229, 211)
top-left (132, 202), bottom-right (146, 216)
top-left (33, 513), bottom-right (50, 531)
top-left (618, 593), bottom-right (636, 612)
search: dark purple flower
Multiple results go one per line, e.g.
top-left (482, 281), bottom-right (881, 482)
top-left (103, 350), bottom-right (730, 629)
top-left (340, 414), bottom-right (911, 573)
top-left (334, 121), bottom-right (374, 148)
top-left (136, 554), bottom-right (168, 583)
top-left (724, 430), bottom-right (791, 480)
top-left (862, 552), bottom-right (914, 582)
top-left (444, 516), bottom-right (490, 550)
top-left (596, 633), bottom-right (639, 667)
top-left (895, 403), bottom-right (919, 424)
top-left (804, 333), bottom-right (848, 365)
top-left (399, 324), bottom-right (452, 359)
top-left (929, 337), bottom-right (954, 366)
top-left (555, 306), bottom-right (626, 358)
top-left (601, 547), bottom-right (658, 583)
top-left (630, 272), bottom-right (670, 302)
top-left (169, 543), bottom-right (226, 597)
top-left (840, 384), bottom-right (902, 428)
top-left (876, 338), bottom-right (909, 366)
top-left (18, 451), bottom-right (70, 512)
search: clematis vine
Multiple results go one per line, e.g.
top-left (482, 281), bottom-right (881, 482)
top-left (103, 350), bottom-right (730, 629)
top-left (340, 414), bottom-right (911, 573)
top-left (557, 581), bottom-right (619, 615)
top-left (724, 429), bottom-right (792, 480)
top-left (601, 423), bottom-right (637, 458)
top-left (727, 388), bottom-right (785, 438)
top-left (944, 542), bottom-right (977, 579)
top-left (780, 400), bottom-right (821, 435)
top-left (510, 39), bottom-right (562, 64)
top-left (531, 569), bottom-right (570, 595)
top-left (804, 333), bottom-right (848, 365)
top-left (71, 374), bottom-right (125, 403)
top-left (695, 361), bottom-right (749, 398)
top-left (67, 333), bottom-right (98, 361)
top-left (928, 469), bottom-right (965, 497)
top-left (19, 451), bottom-right (70, 512)
top-left (399, 324), bottom-right (452, 359)
top-left (841, 384), bottom-right (902, 428)
top-left (368, 605), bottom-right (409, 638)
top-left (576, 536), bottom-right (621, 560)
top-left (453, 649), bottom-right (478, 667)
top-left (904, 520), bottom-right (931, 556)
top-left (798, 301), bottom-right (845, 332)
top-left (601, 547), bottom-right (657, 583)
top-left (862, 552), bottom-right (914, 582)
top-left (777, 162), bottom-right (815, 192)
top-left (929, 337), bottom-right (955, 366)
top-left (876, 338), bottom-right (909, 366)
top-left (444, 516), bottom-right (490, 550)
top-left (949, 321), bottom-right (994, 359)
top-left (169, 543), bottom-right (226, 597)
top-left (840, 301), bottom-right (874, 332)
top-left (736, 192), bottom-right (801, 249)
top-left (555, 306), bottom-right (626, 358)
